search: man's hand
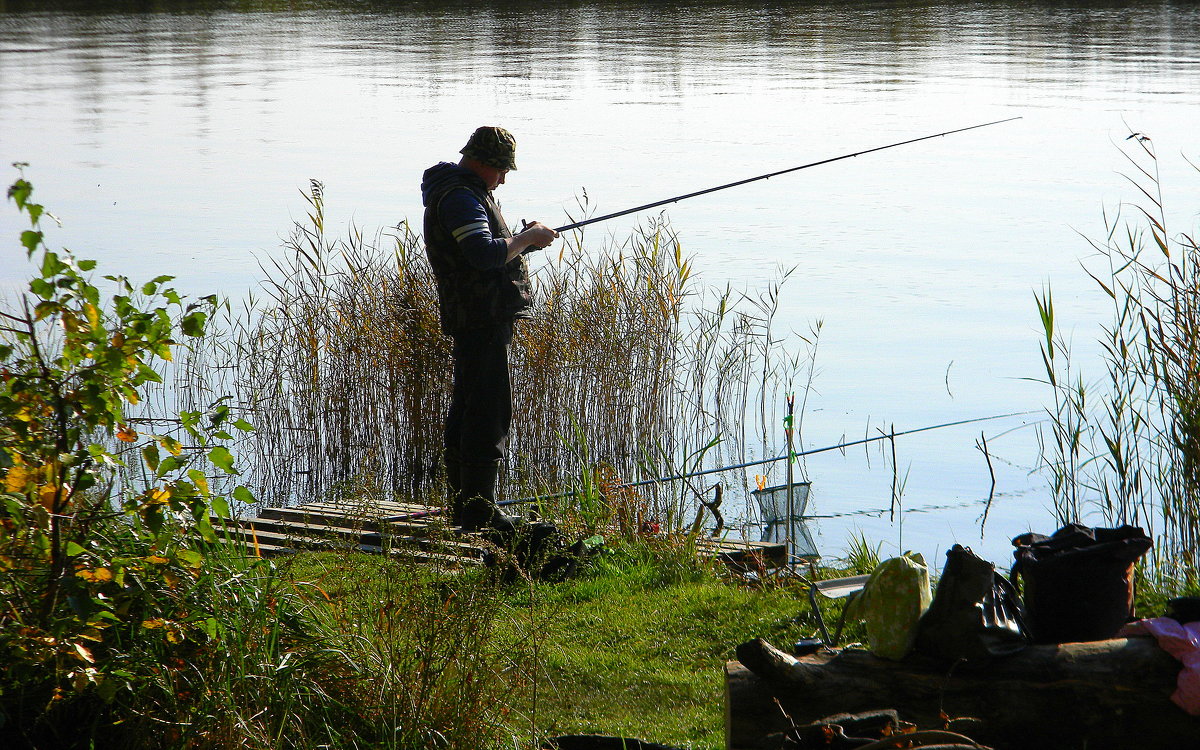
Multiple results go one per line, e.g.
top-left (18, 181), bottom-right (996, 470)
top-left (507, 221), bottom-right (559, 261)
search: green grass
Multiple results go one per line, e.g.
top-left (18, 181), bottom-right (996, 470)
top-left (513, 578), bottom-right (810, 746)
top-left (284, 543), bottom-right (827, 750)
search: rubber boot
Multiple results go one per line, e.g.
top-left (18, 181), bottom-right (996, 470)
top-left (459, 461), bottom-right (523, 535)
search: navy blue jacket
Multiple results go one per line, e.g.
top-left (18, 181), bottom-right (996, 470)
top-left (421, 162), bottom-right (532, 334)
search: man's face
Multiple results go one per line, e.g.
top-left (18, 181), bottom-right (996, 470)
top-left (482, 164), bottom-right (508, 190)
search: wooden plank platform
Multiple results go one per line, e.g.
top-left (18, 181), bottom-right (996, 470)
top-left (215, 500), bottom-right (787, 571)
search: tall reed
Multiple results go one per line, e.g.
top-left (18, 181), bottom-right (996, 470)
top-left (1037, 137), bottom-right (1200, 583)
top-left (172, 182), bottom-right (804, 531)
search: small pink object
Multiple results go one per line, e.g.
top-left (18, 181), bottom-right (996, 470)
top-left (1119, 617), bottom-right (1200, 715)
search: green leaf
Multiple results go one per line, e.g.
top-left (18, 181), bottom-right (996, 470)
top-left (96, 679), bottom-right (119, 703)
top-left (8, 178), bottom-right (32, 209)
top-left (233, 486), bottom-right (254, 506)
top-left (208, 445), bottom-right (236, 474)
top-left (176, 549), bottom-right (204, 568)
top-left (231, 419), bottom-right (256, 433)
top-left (40, 251), bottom-right (66, 277)
top-left (20, 230), bottom-right (42, 255)
top-left (66, 542), bottom-right (88, 557)
top-left (202, 617), bottom-right (220, 640)
top-left (142, 443), bottom-right (160, 472)
top-left (29, 278), bottom-right (53, 300)
top-left (211, 494), bottom-right (231, 519)
top-left (194, 516), bottom-right (217, 544)
top-left (157, 455), bottom-right (184, 477)
top-left (180, 310), bottom-right (208, 337)
top-left (145, 507), bottom-right (163, 534)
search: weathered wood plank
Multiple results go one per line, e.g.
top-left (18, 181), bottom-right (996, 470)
top-left (215, 517), bottom-right (485, 558)
top-left (257, 505), bottom-right (439, 535)
top-left (214, 524), bottom-right (483, 566)
top-left (233, 501), bottom-right (789, 572)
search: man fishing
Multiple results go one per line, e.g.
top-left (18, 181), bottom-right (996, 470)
top-left (420, 126), bottom-right (559, 534)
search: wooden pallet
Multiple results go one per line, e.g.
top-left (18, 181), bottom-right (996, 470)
top-left (214, 500), bottom-right (787, 571)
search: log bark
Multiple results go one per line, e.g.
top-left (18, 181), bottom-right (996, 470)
top-left (726, 636), bottom-right (1198, 750)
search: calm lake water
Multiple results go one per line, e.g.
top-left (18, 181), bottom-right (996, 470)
top-left (3, 0), bottom-right (1199, 567)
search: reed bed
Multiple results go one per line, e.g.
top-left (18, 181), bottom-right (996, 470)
top-left (170, 181), bottom-right (803, 534)
top-left (1037, 138), bottom-right (1200, 584)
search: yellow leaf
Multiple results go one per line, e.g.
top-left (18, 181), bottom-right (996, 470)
top-left (149, 488), bottom-right (171, 505)
top-left (141, 619), bottom-right (164, 629)
top-left (78, 628), bottom-right (104, 643)
top-left (162, 569), bottom-right (181, 588)
top-left (39, 484), bottom-right (59, 511)
top-left (159, 437), bottom-right (183, 456)
top-left (116, 424), bottom-right (138, 443)
top-left (92, 568), bottom-right (113, 583)
top-left (190, 471), bottom-right (209, 497)
top-left (4, 465), bottom-right (30, 493)
top-left (72, 642), bottom-right (95, 664)
top-left (145, 555), bottom-right (169, 565)
top-left (84, 303), bottom-right (100, 331)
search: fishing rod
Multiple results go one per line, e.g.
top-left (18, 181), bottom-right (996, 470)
top-left (532, 116), bottom-right (1021, 239)
top-left (382, 409), bottom-right (1038, 523)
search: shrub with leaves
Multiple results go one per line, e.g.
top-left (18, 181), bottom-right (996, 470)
top-left (0, 168), bottom-right (256, 742)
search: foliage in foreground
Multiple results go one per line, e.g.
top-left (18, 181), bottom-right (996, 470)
top-left (1036, 139), bottom-right (1200, 586)
top-left (0, 172), bottom-right (522, 749)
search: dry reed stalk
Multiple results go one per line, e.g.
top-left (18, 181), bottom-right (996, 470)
top-left (142, 185), bottom-right (804, 536)
top-left (1038, 138), bottom-right (1200, 583)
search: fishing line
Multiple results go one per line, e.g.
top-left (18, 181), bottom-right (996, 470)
top-left (526, 117), bottom-right (1022, 239)
top-left (383, 408), bottom-right (1039, 521)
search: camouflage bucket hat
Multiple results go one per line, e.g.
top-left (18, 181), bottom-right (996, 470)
top-left (460, 126), bottom-right (518, 171)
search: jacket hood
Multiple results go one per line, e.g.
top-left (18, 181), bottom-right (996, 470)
top-left (421, 162), bottom-right (485, 207)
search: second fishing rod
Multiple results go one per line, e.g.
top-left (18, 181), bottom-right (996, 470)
top-left (522, 116), bottom-right (1021, 243)
top-left (385, 410), bottom-right (1037, 523)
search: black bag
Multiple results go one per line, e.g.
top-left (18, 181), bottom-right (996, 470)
top-left (914, 544), bottom-right (1028, 663)
top-left (1011, 524), bottom-right (1151, 644)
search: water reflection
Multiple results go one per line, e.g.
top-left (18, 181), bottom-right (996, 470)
top-left (2, 0), bottom-right (1198, 565)
top-left (3, 2), bottom-right (1197, 113)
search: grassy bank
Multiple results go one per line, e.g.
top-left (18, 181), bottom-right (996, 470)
top-left (268, 542), bottom-right (1197, 749)
top-left (282, 544), bottom-right (834, 749)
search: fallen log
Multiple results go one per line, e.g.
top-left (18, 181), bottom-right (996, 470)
top-left (726, 636), bottom-right (1199, 750)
